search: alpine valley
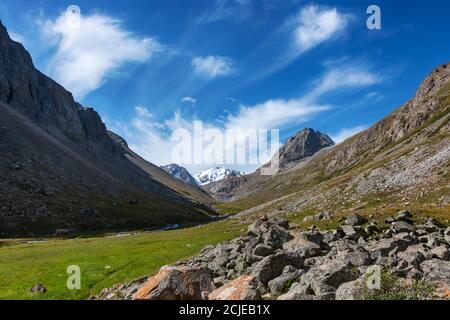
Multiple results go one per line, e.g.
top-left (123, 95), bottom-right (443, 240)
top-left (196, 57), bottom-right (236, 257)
top-left (0, 2), bottom-right (449, 302)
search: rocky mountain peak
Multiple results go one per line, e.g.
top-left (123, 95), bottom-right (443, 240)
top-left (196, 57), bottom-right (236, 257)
top-left (277, 128), bottom-right (335, 169)
top-left (195, 167), bottom-right (244, 186)
top-left (160, 164), bottom-right (198, 186)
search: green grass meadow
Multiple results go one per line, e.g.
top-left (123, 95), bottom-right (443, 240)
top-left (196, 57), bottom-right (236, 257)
top-left (0, 219), bottom-right (244, 300)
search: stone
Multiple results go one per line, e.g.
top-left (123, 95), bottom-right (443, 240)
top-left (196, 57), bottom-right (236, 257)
top-left (420, 259), bottom-right (450, 284)
top-left (133, 266), bottom-right (215, 300)
top-left (394, 210), bottom-right (413, 222)
top-left (337, 247), bottom-right (372, 267)
top-left (422, 218), bottom-right (443, 232)
top-left (431, 246), bottom-right (450, 260)
top-left (335, 278), bottom-right (366, 300)
top-left (30, 284), bottom-right (46, 293)
top-left (444, 227), bottom-right (450, 237)
top-left (392, 221), bottom-right (414, 233)
top-left (213, 276), bottom-right (227, 287)
top-left (248, 219), bottom-right (293, 249)
top-left (208, 275), bottom-right (262, 300)
top-left (296, 258), bottom-right (360, 296)
top-left (95, 276), bottom-right (148, 300)
top-left (369, 233), bottom-right (415, 259)
top-left (385, 217), bottom-right (395, 224)
top-left (275, 218), bottom-right (290, 229)
top-left (282, 232), bottom-right (322, 259)
top-left (268, 268), bottom-right (303, 296)
top-left (341, 225), bottom-right (358, 240)
top-left (299, 231), bottom-right (324, 246)
top-left (277, 283), bottom-right (316, 300)
top-left (397, 249), bottom-right (425, 268)
top-left (427, 236), bottom-right (440, 248)
top-left (364, 223), bottom-right (380, 235)
top-left (345, 214), bottom-right (368, 226)
top-left (251, 252), bottom-right (303, 285)
top-left (252, 244), bottom-right (274, 257)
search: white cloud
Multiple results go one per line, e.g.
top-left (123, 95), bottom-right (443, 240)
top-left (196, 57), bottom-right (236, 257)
top-left (135, 106), bottom-right (152, 118)
top-left (308, 63), bottom-right (381, 100)
top-left (366, 91), bottom-right (384, 102)
top-left (331, 125), bottom-right (367, 144)
top-left (41, 8), bottom-right (162, 99)
top-left (110, 61), bottom-right (379, 174)
top-left (181, 96), bottom-right (197, 104)
top-left (294, 5), bottom-right (349, 53)
top-left (226, 98), bottom-right (329, 131)
top-left (192, 55), bottom-right (233, 78)
top-left (9, 31), bottom-right (26, 44)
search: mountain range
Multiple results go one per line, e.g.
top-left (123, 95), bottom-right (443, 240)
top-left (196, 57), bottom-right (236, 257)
top-left (218, 62), bottom-right (450, 219)
top-left (0, 18), bottom-right (448, 238)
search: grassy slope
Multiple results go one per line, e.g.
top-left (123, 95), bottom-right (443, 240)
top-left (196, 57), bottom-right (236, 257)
top-left (0, 219), bottom-right (244, 300)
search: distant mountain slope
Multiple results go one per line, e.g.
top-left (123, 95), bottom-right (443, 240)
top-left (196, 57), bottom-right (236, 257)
top-left (160, 164), bottom-right (198, 186)
top-left (203, 129), bottom-right (335, 201)
top-left (0, 21), bottom-right (214, 236)
top-left (223, 63), bottom-right (450, 218)
top-left (195, 167), bottom-right (244, 186)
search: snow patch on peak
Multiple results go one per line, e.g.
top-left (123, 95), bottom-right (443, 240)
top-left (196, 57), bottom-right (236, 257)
top-left (194, 167), bottom-right (244, 186)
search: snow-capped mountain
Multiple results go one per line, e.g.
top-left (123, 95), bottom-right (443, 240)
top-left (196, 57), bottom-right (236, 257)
top-left (160, 164), bottom-right (198, 186)
top-left (194, 167), bottom-right (244, 186)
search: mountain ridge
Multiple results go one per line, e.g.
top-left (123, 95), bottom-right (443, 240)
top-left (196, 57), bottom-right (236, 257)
top-left (160, 164), bottom-right (199, 186)
top-left (0, 21), bottom-right (215, 236)
top-left (225, 62), bottom-right (450, 219)
top-left (195, 167), bottom-right (245, 186)
top-left (202, 128), bottom-right (335, 201)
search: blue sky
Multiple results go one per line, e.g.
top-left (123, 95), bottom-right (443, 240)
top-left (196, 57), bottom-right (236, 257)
top-left (1, 0), bottom-right (449, 174)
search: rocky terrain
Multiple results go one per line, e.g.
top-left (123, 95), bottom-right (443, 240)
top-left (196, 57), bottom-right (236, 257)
top-left (161, 164), bottom-right (199, 186)
top-left (203, 128), bottom-right (334, 201)
top-left (0, 21), bottom-right (215, 236)
top-left (95, 213), bottom-right (450, 300)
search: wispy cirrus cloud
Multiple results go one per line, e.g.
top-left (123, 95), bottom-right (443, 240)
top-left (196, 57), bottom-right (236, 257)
top-left (181, 96), bottom-right (197, 104)
top-left (331, 125), bottom-right (368, 144)
top-left (294, 5), bottom-right (350, 53)
top-left (307, 62), bottom-right (381, 100)
top-left (40, 7), bottom-right (162, 100)
top-left (111, 61), bottom-right (380, 173)
top-left (192, 55), bottom-right (234, 78)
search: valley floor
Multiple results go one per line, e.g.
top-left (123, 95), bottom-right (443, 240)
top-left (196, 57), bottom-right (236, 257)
top-left (0, 219), bottom-right (243, 300)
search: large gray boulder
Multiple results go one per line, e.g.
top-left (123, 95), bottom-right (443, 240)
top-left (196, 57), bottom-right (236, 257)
top-left (251, 252), bottom-right (303, 285)
top-left (369, 233), bottom-right (415, 259)
top-left (268, 266), bottom-right (303, 296)
top-left (420, 259), bottom-right (450, 284)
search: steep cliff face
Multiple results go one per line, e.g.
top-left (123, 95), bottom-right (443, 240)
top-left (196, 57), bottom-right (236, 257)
top-left (0, 21), bottom-right (118, 153)
top-left (0, 21), bottom-right (214, 236)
